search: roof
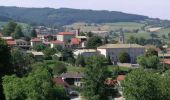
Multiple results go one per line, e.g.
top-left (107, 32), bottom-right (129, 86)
top-left (60, 72), bottom-right (84, 78)
top-left (51, 40), bottom-right (65, 44)
top-left (53, 77), bottom-right (70, 88)
top-left (1, 36), bottom-right (13, 40)
top-left (6, 40), bottom-right (16, 45)
top-left (76, 36), bottom-right (87, 39)
top-left (58, 32), bottom-right (74, 35)
top-left (117, 75), bottom-right (125, 81)
top-left (74, 49), bottom-right (97, 53)
top-left (31, 38), bottom-right (41, 42)
top-left (159, 53), bottom-right (170, 57)
top-left (71, 38), bottom-right (81, 45)
top-left (97, 44), bottom-right (144, 49)
top-left (163, 59), bottom-right (170, 65)
top-left (15, 39), bottom-right (27, 42)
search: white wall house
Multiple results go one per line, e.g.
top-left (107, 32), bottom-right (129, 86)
top-left (97, 44), bottom-right (145, 64)
top-left (57, 32), bottom-right (75, 42)
top-left (50, 40), bottom-right (65, 48)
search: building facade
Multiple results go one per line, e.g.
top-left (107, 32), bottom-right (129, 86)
top-left (97, 44), bottom-right (145, 64)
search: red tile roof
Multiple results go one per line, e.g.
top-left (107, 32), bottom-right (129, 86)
top-left (53, 77), bottom-right (70, 88)
top-left (58, 32), bottom-right (74, 35)
top-left (71, 38), bottom-right (81, 45)
top-left (51, 40), bottom-right (65, 44)
top-left (6, 40), bottom-right (16, 46)
top-left (163, 59), bottom-right (170, 65)
top-left (117, 75), bottom-right (125, 81)
top-left (31, 38), bottom-right (41, 42)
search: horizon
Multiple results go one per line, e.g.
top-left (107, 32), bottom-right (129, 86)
top-left (0, 0), bottom-right (169, 20)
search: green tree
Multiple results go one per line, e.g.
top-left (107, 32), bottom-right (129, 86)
top-left (137, 55), bottom-right (160, 69)
top-left (52, 61), bottom-right (67, 75)
top-left (86, 32), bottom-right (93, 37)
top-left (123, 69), bottom-right (160, 100)
top-left (33, 44), bottom-right (46, 51)
top-left (0, 39), bottom-right (13, 99)
top-left (30, 28), bottom-right (37, 38)
top-left (162, 34), bottom-right (166, 39)
top-left (2, 21), bottom-right (17, 36)
top-left (107, 55), bottom-right (112, 65)
top-left (11, 25), bottom-right (24, 39)
top-left (145, 48), bottom-right (158, 57)
top-left (75, 54), bottom-right (86, 67)
top-left (86, 36), bottom-right (102, 49)
top-left (83, 55), bottom-right (114, 100)
top-left (127, 36), bottom-right (137, 44)
top-left (168, 33), bottom-right (170, 39)
top-left (118, 52), bottom-right (131, 63)
top-left (43, 48), bottom-right (56, 58)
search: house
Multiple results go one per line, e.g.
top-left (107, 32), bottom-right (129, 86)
top-left (30, 38), bottom-right (42, 47)
top-left (6, 40), bottom-right (16, 48)
top-left (97, 44), bottom-right (145, 64)
top-left (53, 77), bottom-right (70, 88)
top-left (73, 49), bottom-right (99, 57)
top-left (57, 32), bottom-right (75, 42)
top-left (15, 39), bottom-right (30, 49)
top-left (50, 40), bottom-right (65, 48)
top-left (27, 51), bottom-right (44, 60)
top-left (60, 72), bottom-right (84, 87)
top-left (71, 38), bottom-right (81, 48)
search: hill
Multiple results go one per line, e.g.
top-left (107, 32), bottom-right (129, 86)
top-left (0, 6), bottom-right (149, 26)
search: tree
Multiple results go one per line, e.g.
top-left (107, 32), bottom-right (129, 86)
top-left (83, 55), bottom-right (115, 100)
top-left (107, 55), bottom-right (112, 65)
top-left (103, 36), bottom-right (109, 44)
top-left (52, 61), bottom-right (67, 75)
top-left (33, 44), bottom-right (46, 51)
top-left (150, 33), bottom-right (158, 39)
top-left (162, 34), bottom-right (166, 39)
top-left (145, 48), bottom-right (158, 57)
top-left (127, 36), bottom-right (136, 44)
top-left (86, 36), bottom-right (102, 49)
top-left (2, 21), bottom-right (17, 36)
top-left (137, 55), bottom-right (160, 69)
top-left (75, 54), bottom-right (86, 67)
top-left (118, 52), bottom-right (131, 63)
top-left (2, 65), bottom-right (66, 100)
top-left (43, 48), bottom-right (56, 58)
top-left (0, 39), bottom-right (13, 99)
top-left (168, 33), bottom-right (170, 39)
top-left (30, 28), bottom-right (37, 38)
top-left (123, 69), bottom-right (160, 100)
top-left (86, 32), bottom-right (93, 37)
top-left (11, 25), bottom-right (24, 39)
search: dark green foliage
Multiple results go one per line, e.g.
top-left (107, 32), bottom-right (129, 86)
top-left (43, 47), bottom-right (56, 58)
top-left (0, 39), bottom-right (12, 99)
top-left (11, 48), bottom-right (35, 76)
top-left (52, 61), bottom-right (67, 75)
top-left (123, 69), bottom-right (161, 100)
top-left (11, 25), bottom-right (24, 39)
top-left (137, 55), bottom-right (160, 69)
top-left (61, 48), bottom-right (74, 61)
top-left (30, 28), bottom-right (37, 38)
top-left (75, 54), bottom-right (86, 67)
top-left (2, 21), bottom-right (17, 36)
top-left (54, 45), bottom-right (63, 52)
top-left (86, 32), bottom-right (93, 37)
top-left (83, 55), bottom-right (116, 100)
top-left (33, 44), bottom-right (46, 51)
top-left (0, 7), bottom-right (148, 25)
top-left (107, 55), bottom-right (112, 65)
top-left (145, 48), bottom-right (158, 57)
top-left (86, 36), bottom-right (102, 49)
top-left (123, 69), bottom-right (170, 100)
top-left (118, 52), bottom-right (131, 63)
top-left (3, 64), bottom-right (69, 100)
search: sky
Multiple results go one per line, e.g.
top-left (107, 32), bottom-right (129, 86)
top-left (0, 0), bottom-right (169, 20)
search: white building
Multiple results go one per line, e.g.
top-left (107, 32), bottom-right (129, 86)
top-left (57, 32), bottom-right (75, 42)
top-left (30, 38), bottom-right (42, 47)
top-left (97, 44), bottom-right (145, 64)
top-left (73, 49), bottom-right (99, 57)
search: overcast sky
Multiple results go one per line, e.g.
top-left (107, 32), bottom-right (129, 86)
top-left (0, 0), bottom-right (169, 20)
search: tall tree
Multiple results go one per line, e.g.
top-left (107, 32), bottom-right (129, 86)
top-left (118, 52), bottom-right (131, 63)
top-left (11, 25), bottom-right (24, 39)
top-left (83, 55), bottom-right (114, 100)
top-left (2, 21), bottom-right (17, 36)
top-left (0, 39), bottom-right (13, 99)
top-left (30, 28), bottom-right (37, 38)
top-left (145, 48), bottom-right (158, 57)
top-left (75, 54), bottom-right (86, 67)
top-left (123, 69), bottom-right (160, 100)
top-left (86, 36), bottom-right (102, 49)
